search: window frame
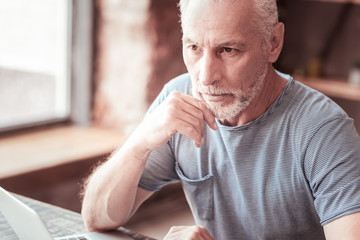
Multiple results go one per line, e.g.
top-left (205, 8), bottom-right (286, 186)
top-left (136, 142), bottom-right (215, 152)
top-left (0, 0), bottom-right (94, 133)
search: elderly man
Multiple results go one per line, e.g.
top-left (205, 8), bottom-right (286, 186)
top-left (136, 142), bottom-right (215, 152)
top-left (81, 0), bottom-right (360, 239)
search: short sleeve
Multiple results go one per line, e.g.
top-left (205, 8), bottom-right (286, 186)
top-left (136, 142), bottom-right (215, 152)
top-left (304, 116), bottom-right (360, 225)
top-left (138, 141), bottom-right (179, 191)
top-left (137, 74), bottom-right (193, 191)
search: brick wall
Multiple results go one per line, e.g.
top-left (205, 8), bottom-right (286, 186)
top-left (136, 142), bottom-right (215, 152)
top-left (93, 0), bottom-right (186, 136)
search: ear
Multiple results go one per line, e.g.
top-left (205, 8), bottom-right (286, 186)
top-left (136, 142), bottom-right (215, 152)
top-left (267, 22), bottom-right (285, 63)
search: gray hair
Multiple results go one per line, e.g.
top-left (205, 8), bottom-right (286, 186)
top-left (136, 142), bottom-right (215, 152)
top-left (178, 0), bottom-right (279, 45)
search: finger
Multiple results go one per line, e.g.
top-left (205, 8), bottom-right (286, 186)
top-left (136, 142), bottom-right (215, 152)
top-left (178, 107), bottom-right (205, 139)
top-left (165, 91), bottom-right (217, 147)
top-left (165, 98), bottom-right (205, 141)
top-left (167, 92), bottom-right (206, 138)
top-left (176, 108), bottom-right (205, 146)
top-left (198, 101), bottom-right (218, 131)
top-left (179, 93), bottom-right (217, 131)
top-left (173, 119), bottom-right (203, 147)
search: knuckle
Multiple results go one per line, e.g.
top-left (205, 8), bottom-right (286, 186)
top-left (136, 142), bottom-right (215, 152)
top-left (195, 118), bottom-right (203, 130)
top-left (166, 95), bottom-right (181, 109)
top-left (163, 102), bottom-right (179, 117)
top-left (197, 100), bottom-right (205, 109)
top-left (186, 127), bottom-right (200, 141)
top-left (194, 109), bottom-right (204, 119)
top-left (166, 96), bottom-right (177, 106)
top-left (167, 104), bottom-right (177, 114)
top-left (194, 225), bottom-right (206, 233)
top-left (169, 90), bottom-right (181, 98)
top-left (186, 126), bottom-right (195, 135)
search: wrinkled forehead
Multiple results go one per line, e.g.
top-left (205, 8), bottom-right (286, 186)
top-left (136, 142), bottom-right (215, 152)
top-left (181, 0), bottom-right (256, 41)
top-left (181, 0), bottom-right (255, 30)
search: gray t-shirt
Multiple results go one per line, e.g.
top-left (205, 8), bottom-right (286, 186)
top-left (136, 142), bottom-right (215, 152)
top-left (138, 72), bottom-right (360, 240)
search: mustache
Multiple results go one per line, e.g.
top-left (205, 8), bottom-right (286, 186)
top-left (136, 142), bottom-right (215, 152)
top-left (191, 85), bottom-right (238, 95)
top-left (191, 85), bottom-right (252, 104)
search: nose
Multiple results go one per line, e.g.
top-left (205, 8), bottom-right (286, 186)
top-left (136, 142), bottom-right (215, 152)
top-left (198, 51), bottom-right (220, 86)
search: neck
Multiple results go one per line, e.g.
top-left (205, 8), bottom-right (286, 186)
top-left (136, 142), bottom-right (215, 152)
top-left (219, 67), bottom-right (287, 127)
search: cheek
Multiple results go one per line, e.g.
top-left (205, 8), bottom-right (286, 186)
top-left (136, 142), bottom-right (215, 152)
top-left (183, 49), bottom-right (197, 74)
top-left (183, 49), bottom-right (191, 69)
top-left (225, 57), bottom-right (261, 87)
top-left (225, 58), bottom-right (250, 80)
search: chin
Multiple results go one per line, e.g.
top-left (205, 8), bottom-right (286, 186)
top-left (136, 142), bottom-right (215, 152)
top-left (206, 100), bottom-right (249, 121)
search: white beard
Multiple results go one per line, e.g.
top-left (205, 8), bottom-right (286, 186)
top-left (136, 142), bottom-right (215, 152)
top-left (192, 63), bottom-right (268, 121)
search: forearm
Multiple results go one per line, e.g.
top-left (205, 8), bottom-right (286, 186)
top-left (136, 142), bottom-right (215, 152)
top-left (81, 136), bottom-right (151, 231)
top-left (324, 212), bottom-right (360, 240)
top-left (81, 91), bottom-right (217, 231)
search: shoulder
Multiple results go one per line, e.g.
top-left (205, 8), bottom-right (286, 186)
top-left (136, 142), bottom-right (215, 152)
top-left (162, 73), bottom-right (192, 95)
top-left (286, 76), bottom-right (349, 130)
top-left (146, 73), bottom-right (192, 114)
top-left (274, 73), bottom-right (354, 153)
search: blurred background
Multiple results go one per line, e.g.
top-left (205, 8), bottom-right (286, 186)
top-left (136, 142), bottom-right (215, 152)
top-left (0, 0), bottom-right (359, 238)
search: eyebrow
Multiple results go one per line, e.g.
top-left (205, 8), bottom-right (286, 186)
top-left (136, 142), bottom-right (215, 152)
top-left (182, 37), bottom-right (247, 49)
top-left (182, 37), bottom-right (196, 45)
top-left (218, 40), bottom-right (247, 49)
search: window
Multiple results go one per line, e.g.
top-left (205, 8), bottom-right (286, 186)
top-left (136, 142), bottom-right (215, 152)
top-left (0, 0), bottom-right (93, 132)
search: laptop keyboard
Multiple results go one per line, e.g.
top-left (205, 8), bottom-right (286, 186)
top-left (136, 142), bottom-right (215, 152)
top-left (46, 217), bottom-right (85, 236)
top-left (18, 195), bottom-right (88, 238)
top-left (60, 237), bottom-right (89, 240)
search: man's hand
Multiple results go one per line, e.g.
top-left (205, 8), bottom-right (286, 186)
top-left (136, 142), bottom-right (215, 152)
top-left (131, 91), bottom-right (218, 155)
top-left (163, 225), bottom-right (215, 240)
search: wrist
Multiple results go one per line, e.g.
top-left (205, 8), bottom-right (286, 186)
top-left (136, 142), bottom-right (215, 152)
top-left (121, 132), bottom-right (152, 164)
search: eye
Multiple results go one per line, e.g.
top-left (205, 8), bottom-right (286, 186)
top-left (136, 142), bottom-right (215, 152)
top-left (191, 45), bottom-right (198, 51)
top-left (220, 47), bottom-right (234, 53)
top-left (186, 44), bottom-right (202, 56)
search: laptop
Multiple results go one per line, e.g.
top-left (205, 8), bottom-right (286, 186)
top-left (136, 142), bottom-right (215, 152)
top-left (0, 187), bottom-right (134, 240)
